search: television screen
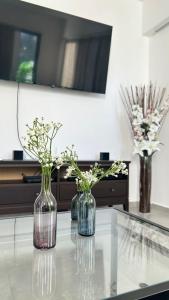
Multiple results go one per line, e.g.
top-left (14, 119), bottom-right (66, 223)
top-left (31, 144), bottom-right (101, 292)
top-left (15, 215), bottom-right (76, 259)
top-left (0, 0), bottom-right (112, 94)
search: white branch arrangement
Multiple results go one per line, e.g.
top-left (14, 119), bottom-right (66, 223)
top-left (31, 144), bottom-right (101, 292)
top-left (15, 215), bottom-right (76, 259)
top-left (120, 83), bottom-right (169, 157)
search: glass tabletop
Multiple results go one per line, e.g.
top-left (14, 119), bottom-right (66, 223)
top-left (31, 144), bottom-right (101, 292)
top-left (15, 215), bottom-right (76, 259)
top-left (0, 208), bottom-right (169, 300)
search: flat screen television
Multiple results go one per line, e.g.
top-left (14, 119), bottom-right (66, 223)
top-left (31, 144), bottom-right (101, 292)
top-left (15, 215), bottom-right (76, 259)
top-left (0, 0), bottom-right (112, 94)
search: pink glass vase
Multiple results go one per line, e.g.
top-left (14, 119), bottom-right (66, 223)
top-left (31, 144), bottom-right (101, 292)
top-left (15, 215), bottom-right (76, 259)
top-left (33, 169), bottom-right (57, 249)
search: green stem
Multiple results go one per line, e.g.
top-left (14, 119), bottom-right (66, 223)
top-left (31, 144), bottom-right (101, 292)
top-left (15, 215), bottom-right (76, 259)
top-left (41, 166), bottom-right (52, 193)
top-left (49, 127), bottom-right (55, 155)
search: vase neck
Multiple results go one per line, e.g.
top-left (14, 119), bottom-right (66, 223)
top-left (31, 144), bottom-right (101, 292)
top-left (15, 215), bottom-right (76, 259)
top-left (140, 155), bottom-right (152, 161)
top-left (82, 190), bottom-right (91, 195)
top-left (41, 168), bottom-right (52, 193)
top-left (77, 190), bottom-right (83, 194)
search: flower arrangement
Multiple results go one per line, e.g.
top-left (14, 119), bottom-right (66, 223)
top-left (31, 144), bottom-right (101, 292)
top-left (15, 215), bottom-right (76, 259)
top-left (57, 145), bottom-right (128, 192)
top-left (24, 118), bottom-right (63, 249)
top-left (120, 83), bottom-right (169, 157)
top-left (23, 117), bottom-right (62, 175)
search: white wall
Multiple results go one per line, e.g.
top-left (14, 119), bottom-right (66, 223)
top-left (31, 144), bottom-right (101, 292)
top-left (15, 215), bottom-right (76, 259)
top-left (149, 25), bottom-right (169, 208)
top-left (142, 0), bottom-right (169, 207)
top-left (0, 0), bottom-right (149, 202)
top-left (143, 0), bottom-right (169, 35)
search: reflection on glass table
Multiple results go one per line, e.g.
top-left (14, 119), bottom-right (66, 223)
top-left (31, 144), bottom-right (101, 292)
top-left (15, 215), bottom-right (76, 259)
top-left (0, 208), bottom-right (169, 299)
top-left (32, 249), bottom-right (56, 299)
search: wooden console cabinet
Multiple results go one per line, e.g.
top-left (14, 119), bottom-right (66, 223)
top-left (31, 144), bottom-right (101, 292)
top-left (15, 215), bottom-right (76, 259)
top-left (0, 160), bottom-right (130, 214)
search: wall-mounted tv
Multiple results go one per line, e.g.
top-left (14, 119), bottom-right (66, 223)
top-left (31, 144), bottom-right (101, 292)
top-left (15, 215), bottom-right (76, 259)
top-left (0, 0), bottom-right (112, 94)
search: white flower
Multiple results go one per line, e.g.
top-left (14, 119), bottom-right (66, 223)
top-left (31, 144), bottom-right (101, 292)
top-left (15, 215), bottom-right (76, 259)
top-left (64, 166), bottom-right (75, 178)
top-left (120, 162), bottom-right (127, 170)
top-left (56, 157), bottom-right (64, 165)
top-left (23, 117), bottom-right (63, 169)
top-left (133, 139), bottom-right (160, 156)
top-left (130, 103), bottom-right (163, 157)
top-left (149, 123), bottom-right (160, 133)
top-left (81, 171), bottom-right (98, 185)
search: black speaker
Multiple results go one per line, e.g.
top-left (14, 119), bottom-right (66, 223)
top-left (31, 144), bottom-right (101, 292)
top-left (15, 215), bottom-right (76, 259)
top-left (100, 152), bottom-right (109, 160)
top-left (13, 150), bottom-right (23, 160)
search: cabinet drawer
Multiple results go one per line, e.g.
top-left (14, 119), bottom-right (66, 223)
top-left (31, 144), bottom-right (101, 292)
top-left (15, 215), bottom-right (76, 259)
top-left (59, 180), bottom-right (127, 201)
top-left (95, 197), bottom-right (127, 207)
top-left (59, 182), bottom-right (76, 201)
top-left (0, 204), bottom-right (34, 214)
top-left (58, 201), bottom-right (71, 211)
top-left (92, 180), bottom-right (127, 198)
top-left (0, 183), bottom-right (57, 205)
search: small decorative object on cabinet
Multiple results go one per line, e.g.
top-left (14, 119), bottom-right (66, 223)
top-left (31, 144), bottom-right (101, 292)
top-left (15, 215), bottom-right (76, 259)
top-left (57, 146), bottom-right (128, 236)
top-left (121, 83), bottom-right (169, 213)
top-left (13, 150), bottom-right (23, 160)
top-left (100, 152), bottom-right (109, 160)
top-left (23, 117), bottom-right (62, 249)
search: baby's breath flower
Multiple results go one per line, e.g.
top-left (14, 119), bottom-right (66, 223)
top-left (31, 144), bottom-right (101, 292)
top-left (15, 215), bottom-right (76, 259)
top-left (23, 117), bottom-right (62, 170)
top-left (58, 146), bottom-right (128, 192)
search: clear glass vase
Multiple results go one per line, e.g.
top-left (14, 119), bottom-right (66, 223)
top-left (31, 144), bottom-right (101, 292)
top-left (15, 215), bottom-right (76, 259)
top-left (71, 191), bottom-right (82, 221)
top-left (78, 190), bottom-right (96, 236)
top-left (33, 169), bottom-right (57, 250)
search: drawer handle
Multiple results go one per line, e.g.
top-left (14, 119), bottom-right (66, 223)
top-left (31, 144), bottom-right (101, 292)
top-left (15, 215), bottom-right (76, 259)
top-left (111, 188), bottom-right (115, 192)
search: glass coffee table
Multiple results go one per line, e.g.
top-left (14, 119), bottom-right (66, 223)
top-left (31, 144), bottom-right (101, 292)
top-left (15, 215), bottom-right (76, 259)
top-left (0, 208), bottom-right (169, 300)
